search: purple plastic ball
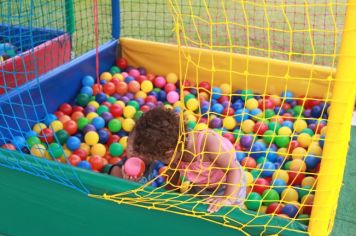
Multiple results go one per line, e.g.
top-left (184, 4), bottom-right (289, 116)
top-left (137, 67), bottom-right (147, 75)
top-left (156, 101), bottom-right (164, 107)
top-left (136, 98), bottom-right (145, 106)
top-left (126, 93), bottom-right (134, 100)
top-left (146, 102), bottom-right (156, 109)
top-left (210, 118), bottom-right (222, 128)
top-left (303, 109), bottom-right (311, 117)
top-left (240, 135), bottom-right (254, 149)
top-left (101, 112), bottom-right (113, 123)
top-left (112, 93), bottom-right (121, 100)
top-left (125, 66), bottom-right (134, 73)
top-left (222, 101), bottom-right (230, 108)
top-left (84, 106), bottom-right (96, 115)
top-left (83, 124), bottom-right (97, 134)
top-left (200, 101), bottom-right (209, 107)
top-left (120, 96), bottom-right (130, 104)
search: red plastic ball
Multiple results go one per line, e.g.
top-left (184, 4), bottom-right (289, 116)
top-left (288, 140), bottom-right (300, 152)
top-left (253, 122), bottom-right (269, 135)
top-left (136, 75), bottom-right (147, 84)
top-left (305, 97), bottom-right (321, 109)
top-left (116, 58), bottom-right (128, 70)
top-left (234, 143), bottom-right (243, 150)
top-left (147, 74), bottom-right (155, 82)
top-left (297, 96), bottom-right (305, 106)
top-left (266, 203), bottom-right (284, 214)
top-left (282, 113), bottom-right (294, 121)
top-left (72, 106), bottom-right (84, 113)
top-left (110, 104), bottom-right (123, 118)
top-left (102, 102), bottom-right (112, 108)
top-left (218, 96), bottom-right (229, 103)
top-left (252, 178), bottom-right (270, 195)
top-left (111, 78), bottom-right (120, 86)
top-left (313, 123), bottom-right (326, 134)
top-left (116, 81), bottom-right (128, 95)
top-left (64, 120), bottom-right (78, 135)
top-left (103, 82), bottom-right (116, 95)
top-left (55, 111), bottom-right (65, 119)
top-left (68, 154), bottom-right (81, 166)
top-left (124, 157), bottom-right (146, 177)
top-left (199, 81), bottom-right (211, 92)
top-left (93, 84), bottom-right (102, 95)
top-left (140, 105), bottom-right (150, 112)
top-left (2, 143), bottom-right (16, 150)
top-left (145, 95), bottom-right (157, 104)
top-left (164, 83), bottom-right (176, 93)
top-left (282, 103), bottom-right (291, 111)
top-left (89, 155), bottom-right (105, 171)
top-left (128, 81), bottom-right (140, 93)
top-left (259, 98), bottom-right (274, 110)
top-left (59, 103), bottom-right (73, 115)
top-left (107, 135), bottom-right (120, 146)
top-left (223, 133), bottom-right (235, 143)
top-left (241, 157), bottom-right (257, 169)
top-left (288, 171), bottom-right (305, 185)
top-left (73, 149), bottom-right (88, 161)
top-left (109, 157), bottom-right (122, 165)
top-left (39, 128), bottom-right (54, 143)
top-left (222, 107), bottom-right (235, 116)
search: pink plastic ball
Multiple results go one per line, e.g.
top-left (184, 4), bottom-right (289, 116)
top-left (129, 69), bottom-right (140, 78)
top-left (164, 83), bottom-right (176, 93)
top-left (124, 157), bottom-right (146, 178)
top-left (121, 72), bottom-right (128, 78)
top-left (154, 76), bottom-right (166, 88)
top-left (167, 91), bottom-right (180, 104)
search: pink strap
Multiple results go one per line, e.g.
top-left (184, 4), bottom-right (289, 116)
top-left (195, 132), bottom-right (207, 161)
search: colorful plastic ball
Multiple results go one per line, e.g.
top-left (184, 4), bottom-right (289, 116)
top-left (122, 118), bottom-right (135, 132)
top-left (266, 151), bottom-right (278, 162)
top-left (82, 75), bottom-right (95, 87)
top-left (116, 81), bottom-right (128, 95)
top-left (290, 159), bottom-right (307, 172)
top-left (66, 136), bottom-right (81, 151)
top-left (274, 135), bottom-right (290, 148)
top-left (31, 144), bottom-right (47, 157)
top-left (245, 192), bottom-right (262, 211)
top-left (95, 93), bottom-right (107, 104)
top-left (48, 143), bottom-right (63, 159)
top-left (210, 103), bottom-right (223, 114)
top-left (281, 91), bottom-right (294, 103)
top-left (39, 128), bottom-right (54, 143)
top-left (167, 91), bottom-right (179, 104)
top-left (164, 83), bottom-right (176, 93)
top-left (77, 160), bottom-right (92, 170)
top-left (153, 76), bottom-right (166, 88)
top-left (272, 179), bottom-right (287, 194)
top-left (91, 116), bottom-right (105, 130)
top-left (33, 123), bottom-right (47, 134)
top-left (100, 72), bottom-right (112, 81)
top-left (293, 119), bottom-right (308, 133)
top-left (240, 89), bottom-right (254, 101)
top-left (96, 105), bottom-right (109, 116)
top-left (263, 130), bottom-right (275, 144)
top-left (245, 98), bottom-right (258, 110)
top-left (59, 115), bottom-right (71, 124)
top-left (261, 161), bottom-right (275, 177)
top-left (84, 131), bottom-right (99, 146)
top-left (266, 203), bottom-right (284, 214)
top-left (278, 126), bottom-right (292, 136)
top-left (272, 169), bottom-right (289, 183)
top-left (297, 214), bottom-right (310, 225)
top-left (124, 157), bottom-right (146, 178)
top-left (127, 100), bottom-right (140, 111)
top-left (90, 143), bottom-right (106, 157)
top-left (141, 80), bottom-right (153, 93)
top-left (75, 93), bottom-right (90, 107)
top-left (68, 154), bottom-right (81, 166)
top-left (235, 108), bottom-right (249, 123)
top-left (240, 135), bottom-right (254, 149)
top-left (311, 106), bottom-right (322, 118)
top-left (108, 104), bottom-right (122, 118)
top-left (62, 120), bottom-right (77, 135)
top-left (245, 171), bottom-right (254, 186)
top-left (128, 80), bottom-right (140, 93)
top-left (304, 155), bottom-right (320, 169)
top-left (2, 143), bottom-right (16, 150)
top-left (253, 122), bottom-right (269, 135)
top-left (83, 124), bottom-right (97, 134)
top-left (109, 143), bottom-right (124, 157)
top-left (252, 178), bottom-right (270, 195)
top-left (291, 147), bottom-right (307, 160)
top-left (43, 114), bottom-right (57, 126)
top-left (223, 116), bottom-right (236, 130)
top-left (308, 142), bottom-right (322, 156)
top-left (241, 120), bottom-right (255, 133)
top-left (11, 136), bottom-right (26, 150)
top-left (123, 106), bottom-right (136, 118)
top-left (211, 87), bottom-right (222, 100)
top-left (297, 133), bottom-right (312, 148)
top-left (281, 187), bottom-right (299, 202)
top-left (71, 111), bottom-right (84, 121)
top-left (186, 98), bottom-right (199, 111)
top-left (108, 119), bottom-right (122, 132)
top-left (59, 103), bottom-right (73, 115)
top-left (302, 176), bottom-right (316, 187)
top-left (282, 204), bottom-right (298, 218)
top-left (288, 172), bottom-right (305, 186)
top-left (262, 189), bottom-right (280, 206)
top-left (103, 82), bottom-right (116, 95)
top-left (194, 123), bottom-right (208, 131)
top-left (53, 130), bottom-right (68, 145)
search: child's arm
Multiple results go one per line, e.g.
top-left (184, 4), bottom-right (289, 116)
top-left (204, 135), bottom-right (242, 213)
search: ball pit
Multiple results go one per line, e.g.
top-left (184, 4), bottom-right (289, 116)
top-left (1, 57), bottom-right (330, 224)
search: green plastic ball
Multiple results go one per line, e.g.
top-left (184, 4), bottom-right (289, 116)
top-left (297, 214), bottom-right (310, 225)
top-left (97, 105), bottom-right (109, 115)
top-left (283, 161), bottom-right (292, 170)
top-left (256, 157), bottom-right (266, 165)
top-left (76, 93), bottom-right (90, 107)
top-left (48, 143), bottom-right (63, 159)
top-left (186, 121), bottom-right (196, 131)
top-left (240, 89), bottom-right (254, 101)
top-left (110, 66), bottom-right (121, 74)
top-left (127, 100), bottom-right (140, 111)
top-left (109, 143), bottom-right (124, 157)
top-left (294, 105), bottom-right (303, 116)
top-left (107, 97), bottom-right (117, 104)
top-left (264, 109), bottom-right (276, 119)
top-left (301, 128), bottom-right (314, 136)
top-left (298, 186), bottom-right (313, 199)
top-left (77, 117), bottom-right (89, 130)
top-left (134, 111), bottom-right (144, 121)
top-left (184, 94), bottom-right (196, 104)
top-left (26, 136), bottom-right (41, 147)
top-left (251, 169), bottom-right (261, 179)
top-left (55, 130), bottom-right (69, 145)
top-left (268, 122), bottom-right (281, 132)
top-left (108, 119), bottom-right (122, 132)
top-left (245, 192), bottom-right (262, 211)
top-left (262, 189), bottom-right (280, 206)
top-left (263, 130), bottom-right (275, 144)
top-left (274, 135), bottom-right (290, 148)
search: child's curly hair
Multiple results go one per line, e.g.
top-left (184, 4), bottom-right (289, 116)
top-left (132, 107), bottom-right (182, 160)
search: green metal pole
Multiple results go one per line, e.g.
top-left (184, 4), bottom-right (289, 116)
top-left (65, 0), bottom-right (75, 34)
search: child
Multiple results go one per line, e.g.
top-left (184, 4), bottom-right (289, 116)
top-left (110, 107), bottom-right (246, 213)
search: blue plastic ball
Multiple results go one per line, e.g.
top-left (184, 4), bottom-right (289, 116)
top-left (311, 106), bottom-right (322, 118)
top-left (201, 105), bottom-right (210, 115)
top-left (261, 161), bottom-right (275, 177)
top-left (250, 108), bottom-right (262, 118)
top-left (156, 176), bottom-right (165, 185)
top-left (211, 103), bottom-right (224, 114)
top-left (74, 133), bottom-right (83, 142)
top-left (232, 99), bottom-right (244, 110)
top-left (98, 129), bottom-right (109, 144)
top-left (281, 91), bottom-right (294, 103)
top-left (43, 114), bottom-right (57, 126)
top-left (100, 80), bottom-right (107, 85)
top-left (151, 181), bottom-right (159, 187)
top-left (77, 161), bottom-right (92, 170)
top-left (282, 121), bottom-right (294, 130)
top-left (251, 142), bottom-right (266, 159)
top-left (66, 136), bottom-right (81, 151)
top-left (304, 155), bottom-right (320, 169)
top-left (11, 136), bottom-right (26, 150)
top-left (236, 151), bottom-right (246, 162)
top-left (157, 90), bottom-right (167, 102)
top-left (212, 87), bottom-right (222, 100)
top-left (274, 107), bottom-right (284, 115)
top-left (272, 179), bottom-right (287, 194)
top-left (266, 151), bottom-right (278, 162)
top-left (117, 130), bottom-right (128, 137)
top-left (234, 108), bottom-right (250, 123)
top-left (82, 75), bottom-right (95, 87)
top-left (80, 86), bottom-right (93, 96)
top-left (92, 117), bottom-right (105, 130)
top-left (95, 93), bottom-right (107, 104)
top-left (319, 135), bottom-right (325, 148)
top-left (25, 130), bottom-right (38, 139)
top-left (124, 76), bottom-right (135, 83)
top-left (282, 204), bottom-right (298, 218)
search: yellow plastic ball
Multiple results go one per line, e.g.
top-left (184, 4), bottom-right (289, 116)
top-left (135, 91), bottom-right (147, 99)
top-left (290, 159), bottom-right (307, 172)
top-left (166, 73), bottom-right (178, 84)
top-left (199, 92), bottom-right (210, 101)
top-left (320, 126), bottom-right (327, 136)
top-left (291, 147), bottom-right (307, 160)
top-left (195, 123), bottom-right (208, 131)
top-left (33, 123), bottom-right (47, 134)
top-left (117, 117), bottom-right (125, 123)
top-left (220, 83), bottom-right (231, 94)
top-left (301, 194), bottom-right (315, 204)
top-left (308, 142), bottom-right (322, 156)
top-left (86, 112), bottom-right (99, 122)
top-left (88, 101), bottom-right (100, 109)
top-left (278, 126), bottom-right (292, 136)
top-left (258, 205), bottom-right (267, 214)
top-left (49, 120), bottom-right (63, 132)
top-left (297, 133), bottom-right (312, 148)
top-left (122, 118), bottom-right (135, 132)
top-left (85, 131), bottom-right (99, 146)
top-left (31, 144), bottom-right (47, 157)
top-left (80, 143), bottom-right (90, 153)
top-left (119, 136), bottom-right (128, 149)
top-left (164, 104), bottom-right (173, 110)
top-left (174, 101), bottom-right (184, 109)
top-left (223, 116), bottom-right (237, 130)
top-left (293, 119), bottom-right (308, 133)
top-left (100, 72), bottom-right (112, 81)
top-left (272, 169), bottom-right (289, 183)
top-left (90, 143), bottom-right (106, 156)
top-left (277, 148), bottom-right (289, 158)
top-left (185, 114), bottom-right (197, 123)
top-left (302, 176), bottom-right (316, 187)
top-left (245, 171), bottom-right (254, 186)
top-left (62, 148), bottom-right (72, 158)
top-left (141, 80), bottom-right (153, 93)
top-left (241, 119), bottom-right (255, 133)
top-left (123, 106), bottom-right (136, 118)
top-left (112, 73), bottom-right (124, 81)
top-left (245, 98), bottom-right (259, 110)
top-left (186, 98), bottom-right (199, 111)
top-left (115, 101), bottom-right (126, 108)
top-left (281, 187), bottom-right (299, 202)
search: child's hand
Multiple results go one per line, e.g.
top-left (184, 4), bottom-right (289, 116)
top-left (121, 166), bottom-right (141, 182)
top-left (205, 196), bottom-right (234, 213)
